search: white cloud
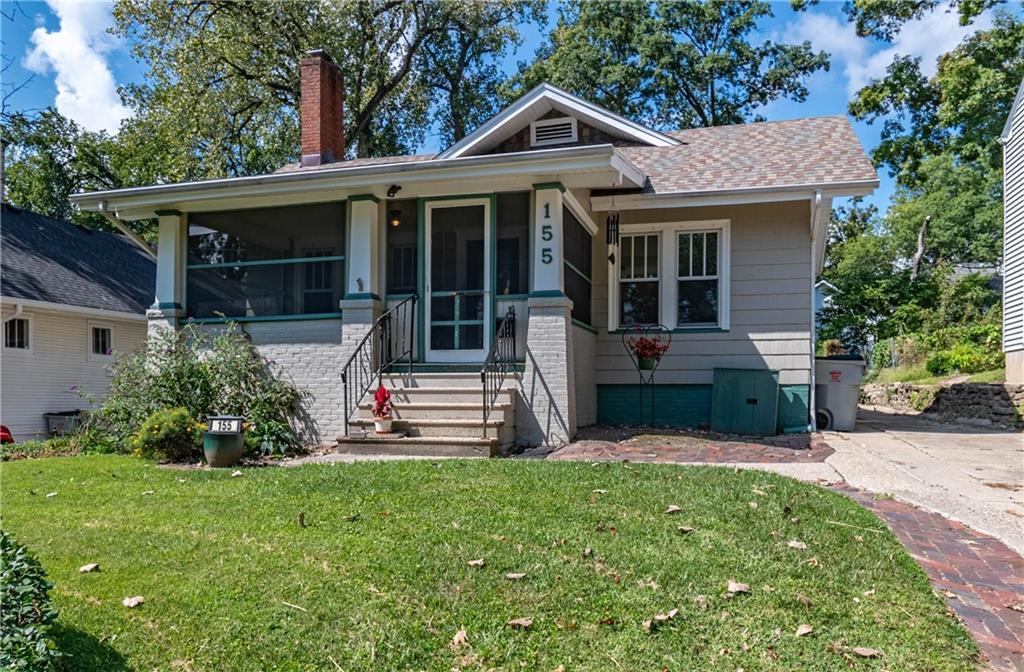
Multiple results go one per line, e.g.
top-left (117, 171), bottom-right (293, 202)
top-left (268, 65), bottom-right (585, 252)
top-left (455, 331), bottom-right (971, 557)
top-left (784, 3), bottom-right (994, 98)
top-left (23, 1), bottom-right (130, 133)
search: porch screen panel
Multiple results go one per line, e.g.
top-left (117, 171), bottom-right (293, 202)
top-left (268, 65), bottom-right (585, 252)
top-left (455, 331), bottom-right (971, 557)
top-left (186, 202), bottom-right (345, 319)
top-left (563, 207), bottom-right (592, 325)
top-left (495, 192), bottom-right (529, 296)
top-left (386, 199), bottom-right (418, 295)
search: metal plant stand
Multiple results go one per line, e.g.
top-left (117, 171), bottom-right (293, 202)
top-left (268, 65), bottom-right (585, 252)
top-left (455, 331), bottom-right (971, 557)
top-left (621, 324), bottom-right (671, 427)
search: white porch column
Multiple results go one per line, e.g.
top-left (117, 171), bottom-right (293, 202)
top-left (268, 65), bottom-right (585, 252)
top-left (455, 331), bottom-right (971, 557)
top-left (340, 195), bottom-right (383, 371)
top-left (146, 210), bottom-right (186, 336)
top-left (521, 183), bottom-right (577, 446)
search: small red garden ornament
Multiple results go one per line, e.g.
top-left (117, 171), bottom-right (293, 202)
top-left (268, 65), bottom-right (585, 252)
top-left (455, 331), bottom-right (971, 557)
top-left (373, 385), bottom-right (393, 434)
top-left (627, 335), bottom-right (670, 370)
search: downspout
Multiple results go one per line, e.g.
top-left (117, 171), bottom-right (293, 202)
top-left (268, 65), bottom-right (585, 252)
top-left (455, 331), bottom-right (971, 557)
top-left (3, 303), bottom-right (24, 322)
top-left (808, 190), bottom-right (822, 432)
top-left (98, 200), bottom-right (157, 259)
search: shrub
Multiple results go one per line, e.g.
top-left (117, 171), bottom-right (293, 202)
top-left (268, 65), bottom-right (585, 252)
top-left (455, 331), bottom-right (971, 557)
top-left (132, 407), bottom-right (203, 462)
top-left (98, 324), bottom-right (303, 453)
top-left (0, 531), bottom-right (60, 671)
top-left (925, 342), bottom-right (1002, 376)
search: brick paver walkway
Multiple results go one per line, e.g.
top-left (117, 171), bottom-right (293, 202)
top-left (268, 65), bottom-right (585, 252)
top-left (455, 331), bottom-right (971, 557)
top-left (835, 484), bottom-right (1024, 672)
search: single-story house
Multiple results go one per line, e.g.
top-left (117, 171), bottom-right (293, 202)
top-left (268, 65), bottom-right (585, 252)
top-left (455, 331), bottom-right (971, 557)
top-left (1000, 77), bottom-right (1023, 385)
top-left (71, 49), bottom-right (877, 453)
top-left (1, 203), bottom-right (156, 440)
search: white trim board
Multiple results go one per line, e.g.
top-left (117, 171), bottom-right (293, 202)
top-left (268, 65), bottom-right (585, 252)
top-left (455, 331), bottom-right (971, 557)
top-left (591, 181), bottom-right (877, 212)
top-left (1, 296), bottom-right (147, 322)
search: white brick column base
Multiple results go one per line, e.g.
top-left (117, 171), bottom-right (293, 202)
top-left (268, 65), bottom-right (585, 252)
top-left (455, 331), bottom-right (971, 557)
top-left (145, 306), bottom-right (183, 339)
top-left (519, 294), bottom-right (576, 447)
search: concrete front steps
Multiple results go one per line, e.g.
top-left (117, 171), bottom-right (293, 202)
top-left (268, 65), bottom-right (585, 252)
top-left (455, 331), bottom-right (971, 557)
top-left (334, 372), bottom-right (517, 458)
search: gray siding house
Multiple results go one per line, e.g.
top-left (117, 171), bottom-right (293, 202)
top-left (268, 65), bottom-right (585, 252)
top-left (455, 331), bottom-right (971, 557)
top-left (1001, 78), bottom-right (1024, 384)
top-left (71, 49), bottom-right (877, 453)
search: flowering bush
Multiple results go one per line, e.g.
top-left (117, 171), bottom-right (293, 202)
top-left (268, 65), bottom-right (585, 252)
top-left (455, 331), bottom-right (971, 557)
top-left (627, 335), bottom-right (670, 361)
top-left (372, 385), bottom-right (392, 419)
top-left (132, 407), bottom-right (203, 462)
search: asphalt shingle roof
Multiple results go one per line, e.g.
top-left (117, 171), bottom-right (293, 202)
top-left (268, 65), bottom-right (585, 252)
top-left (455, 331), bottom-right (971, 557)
top-left (272, 116), bottom-right (875, 195)
top-left (1, 204), bottom-right (156, 314)
top-left (621, 116), bottom-right (877, 194)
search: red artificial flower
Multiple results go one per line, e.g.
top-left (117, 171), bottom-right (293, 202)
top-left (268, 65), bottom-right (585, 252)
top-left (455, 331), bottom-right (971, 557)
top-left (627, 335), bottom-right (670, 360)
top-left (373, 385), bottom-right (393, 418)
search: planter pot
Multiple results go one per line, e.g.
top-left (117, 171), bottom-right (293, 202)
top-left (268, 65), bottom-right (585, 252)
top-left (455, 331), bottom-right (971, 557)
top-left (374, 417), bottom-right (393, 434)
top-left (637, 356), bottom-right (658, 370)
top-left (203, 432), bottom-right (245, 468)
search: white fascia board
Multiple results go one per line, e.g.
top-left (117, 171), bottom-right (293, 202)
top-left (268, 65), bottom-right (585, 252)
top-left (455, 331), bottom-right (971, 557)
top-left (590, 179), bottom-right (878, 211)
top-left (813, 195), bottom-right (832, 275)
top-left (437, 83), bottom-right (680, 159)
top-left (0, 296), bottom-right (147, 322)
top-left (72, 145), bottom-right (645, 220)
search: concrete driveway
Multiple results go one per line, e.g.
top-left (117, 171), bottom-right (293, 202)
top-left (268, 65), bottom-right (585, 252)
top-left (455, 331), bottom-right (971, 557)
top-left (824, 407), bottom-right (1024, 555)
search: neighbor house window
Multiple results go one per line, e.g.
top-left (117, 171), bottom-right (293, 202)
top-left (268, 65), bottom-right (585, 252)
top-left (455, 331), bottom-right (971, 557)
top-left (676, 231), bottom-right (719, 326)
top-left (186, 202), bottom-right (345, 319)
top-left (563, 206), bottom-right (593, 325)
top-left (619, 233), bottom-right (660, 326)
top-left (90, 326), bottom-right (113, 357)
top-left (4, 318), bottom-right (29, 350)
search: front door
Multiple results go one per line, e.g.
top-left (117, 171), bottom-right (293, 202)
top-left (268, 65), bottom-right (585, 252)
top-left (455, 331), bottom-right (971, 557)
top-left (424, 199), bottom-right (491, 362)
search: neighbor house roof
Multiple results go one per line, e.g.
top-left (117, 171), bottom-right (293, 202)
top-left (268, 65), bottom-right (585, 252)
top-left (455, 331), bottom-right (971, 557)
top-left (618, 116), bottom-right (877, 194)
top-left (1, 203), bottom-right (156, 315)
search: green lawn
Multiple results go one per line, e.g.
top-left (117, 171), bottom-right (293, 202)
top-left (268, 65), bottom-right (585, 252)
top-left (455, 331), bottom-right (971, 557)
top-left (1, 456), bottom-right (978, 671)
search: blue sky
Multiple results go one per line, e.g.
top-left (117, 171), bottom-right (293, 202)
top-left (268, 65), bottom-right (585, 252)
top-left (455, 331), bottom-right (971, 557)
top-left (2, 1), bottom-right (1013, 213)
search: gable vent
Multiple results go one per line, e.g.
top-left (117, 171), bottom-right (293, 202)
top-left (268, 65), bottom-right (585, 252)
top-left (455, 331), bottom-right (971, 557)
top-left (531, 117), bottom-right (578, 147)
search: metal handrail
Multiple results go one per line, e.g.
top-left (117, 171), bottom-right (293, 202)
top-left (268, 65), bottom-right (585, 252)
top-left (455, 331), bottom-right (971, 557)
top-left (340, 294), bottom-right (417, 436)
top-left (480, 305), bottom-right (516, 439)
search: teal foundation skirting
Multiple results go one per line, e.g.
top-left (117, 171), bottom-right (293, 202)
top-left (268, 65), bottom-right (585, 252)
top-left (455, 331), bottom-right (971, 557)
top-left (596, 383), bottom-right (810, 433)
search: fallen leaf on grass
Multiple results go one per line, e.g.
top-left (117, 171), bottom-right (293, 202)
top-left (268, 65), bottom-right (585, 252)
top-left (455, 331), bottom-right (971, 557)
top-left (752, 488), bottom-right (767, 496)
top-left (796, 593), bottom-right (813, 608)
top-left (466, 558), bottom-right (485, 567)
top-left (46, 492), bottom-right (57, 498)
top-left (450, 628), bottom-right (468, 650)
top-left (593, 489), bottom-right (608, 494)
top-left (677, 526), bottom-right (695, 534)
top-left (341, 514), bottom-right (361, 522)
top-left (582, 547), bottom-right (593, 558)
top-left (642, 608), bottom-right (679, 632)
top-left (863, 588), bottom-right (875, 597)
top-left (506, 617), bottom-right (533, 629)
top-left (505, 572), bottom-right (526, 581)
top-left (727, 581), bottom-right (750, 595)
top-left (79, 563), bottom-right (100, 573)
top-left (694, 595), bottom-right (709, 610)
top-left (122, 596), bottom-right (145, 608)
top-left (748, 501), bottom-right (758, 510)
top-left (852, 647), bottom-right (880, 658)
top-left (230, 470), bottom-right (243, 477)
top-left (804, 556), bottom-right (820, 567)
top-left (787, 540), bottom-right (807, 550)
top-left (795, 624), bottom-right (814, 637)
top-left (665, 504), bottom-right (682, 514)
top-left (141, 490), bottom-right (155, 496)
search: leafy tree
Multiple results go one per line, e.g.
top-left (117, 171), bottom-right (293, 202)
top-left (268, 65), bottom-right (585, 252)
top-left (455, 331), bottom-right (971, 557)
top-left (841, 0), bottom-right (1006, 40)
top-left (508, 0), bottom-right (829, 128)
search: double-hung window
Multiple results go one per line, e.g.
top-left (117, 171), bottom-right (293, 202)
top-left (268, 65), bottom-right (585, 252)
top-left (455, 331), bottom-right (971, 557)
top-left (90, 325), bottom-right (113, 359)
top-left (619, 233), bottom-right (660, 326)
top-left (612, 220), bottom-right (729, 331)
top-left (3, 317), bottom-right (30, 351)
top-left (676, 231), bottom-right (719, 326)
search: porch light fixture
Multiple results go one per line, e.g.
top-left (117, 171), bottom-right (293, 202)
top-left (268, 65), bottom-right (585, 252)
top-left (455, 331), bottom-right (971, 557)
top-left (388, 210), bottom-right (402, 227)
top-left (386, 184), bottom-right (402, 198)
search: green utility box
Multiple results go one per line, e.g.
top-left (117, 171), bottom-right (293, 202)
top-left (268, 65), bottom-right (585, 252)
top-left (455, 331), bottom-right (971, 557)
top-left (711, 368), bottom-right (780, 436)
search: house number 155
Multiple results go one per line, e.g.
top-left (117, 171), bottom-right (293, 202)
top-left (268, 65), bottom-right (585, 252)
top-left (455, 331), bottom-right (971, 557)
top-left (541, 201), bottom-right (553, 264)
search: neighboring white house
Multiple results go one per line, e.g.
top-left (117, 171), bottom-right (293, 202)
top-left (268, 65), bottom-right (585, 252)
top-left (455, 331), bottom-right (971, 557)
top-left (1, 204), bottom-right (155, 440)
top-left (70, 49), bottom-right (877, 453)
top-left (1001, 77), bottom-right (1024, 384)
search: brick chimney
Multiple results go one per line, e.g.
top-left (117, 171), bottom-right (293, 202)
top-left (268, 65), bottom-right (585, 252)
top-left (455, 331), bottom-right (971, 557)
top-left (299, 49), bottom-right (344, 166)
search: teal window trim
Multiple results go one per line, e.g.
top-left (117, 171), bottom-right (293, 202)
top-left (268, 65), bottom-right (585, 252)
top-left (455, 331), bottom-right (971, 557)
top-left (187, 255), bottom-right (345, 270)
top-left (416, 198), bottom-right (426, 360)
top-left (429, 319), bottom-right (485, 326)
top-left (385, 293), bottom-right (415, 301)
top-left (185, 312), bottom-right (343, 325)
top-left (571, 319), bottom-right (598, 334)
top-left (495, 293), bottom-right (529, 301)
top-left (532, 181), bottom-right (566, 193)
top-left (564, 259), bottom-right (592, 283)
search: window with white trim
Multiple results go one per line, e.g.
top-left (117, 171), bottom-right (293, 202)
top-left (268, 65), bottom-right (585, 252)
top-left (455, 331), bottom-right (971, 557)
top-left (676, 231), bottom-right (719, 326)
top-left (4, 318), bottom-right (30, 350)
top-left (619, 233), bottom-right (660, 326)
top-left (91, 325), bottom-right (113, 357)
top-left (610, 220), bottom-right (730, 331)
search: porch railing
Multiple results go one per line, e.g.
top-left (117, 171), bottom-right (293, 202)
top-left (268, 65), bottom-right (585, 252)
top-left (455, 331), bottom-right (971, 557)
top-left (480, 305), bottom-right (516, 439)
top-left (340, 294), bottom-right (416, 436)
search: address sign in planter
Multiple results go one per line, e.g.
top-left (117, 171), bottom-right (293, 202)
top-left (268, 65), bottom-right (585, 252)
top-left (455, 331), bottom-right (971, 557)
top-left (207, 416), bottom-right (244, 435)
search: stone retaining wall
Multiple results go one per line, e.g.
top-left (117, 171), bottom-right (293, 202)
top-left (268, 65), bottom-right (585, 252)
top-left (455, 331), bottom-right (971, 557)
top-left (860, 382), bottom-right (1024, 428)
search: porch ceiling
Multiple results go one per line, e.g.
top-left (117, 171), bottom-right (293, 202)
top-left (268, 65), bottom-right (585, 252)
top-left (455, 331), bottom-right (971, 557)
top-left (70, 145), bottom-right (646, 221)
